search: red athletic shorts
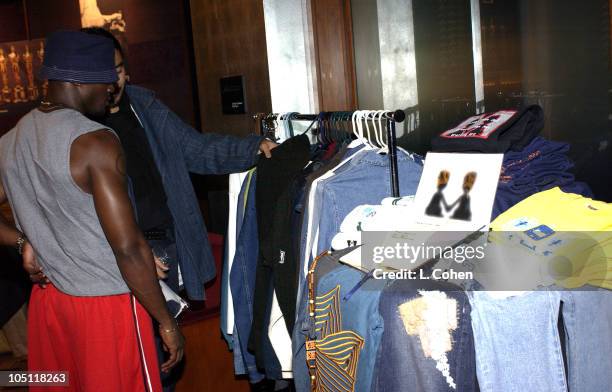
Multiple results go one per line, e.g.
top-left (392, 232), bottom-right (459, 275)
top-left (28, 284), bottom-right (162, 392)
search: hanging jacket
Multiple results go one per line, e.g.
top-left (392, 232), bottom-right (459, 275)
top-left (126, 85), bottom-right (264, 300)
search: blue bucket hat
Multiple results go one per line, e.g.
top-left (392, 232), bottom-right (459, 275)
top-left (39, 30), bottom-right (118, 84)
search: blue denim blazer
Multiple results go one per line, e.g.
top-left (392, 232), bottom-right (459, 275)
top-left (126, 85), bottom-right (263, 300)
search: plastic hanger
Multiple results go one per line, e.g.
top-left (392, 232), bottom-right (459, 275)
top-left (275, 112), bottom-right (284, 142)
top-left (370, 110), bottom-right (384, 148)
top-left (343, 112), bottom-right (353, 144)
top-left (352, 110), bottom-right (373, 150)
top-left (288, 112), bottom-right (300, 138)
top-left (363, 110), bottom-right (373, 147)
top-left (376, 110), bottom-right (389, 154)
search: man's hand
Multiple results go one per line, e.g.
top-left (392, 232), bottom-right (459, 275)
top-left (259, 139), bottom-right (278, 158)
top-left (154, 255), bottom-right (169, 280)
top-left (159, 325), bottom-right (185, 373)
top-left (22, 242), bottom-right (49, 287)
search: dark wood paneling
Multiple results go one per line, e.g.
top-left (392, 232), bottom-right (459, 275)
top-left (311, 0), bottom-right (357, 111)
top-left (189, 0), bottom-right (271, 136)
top-left (25, 0), bottom-right (81, 39)
top-left (0, 1), bottom-right (27, 42)
top-left (122, 0), bottom-right (198, 126)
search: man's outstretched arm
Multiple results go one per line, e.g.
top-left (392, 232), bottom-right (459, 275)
top-left (162, 106), bottom-right (277, 175)
top-left (71, 129), bottom-right (183, 372)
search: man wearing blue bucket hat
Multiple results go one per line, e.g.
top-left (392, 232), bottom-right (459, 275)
top-left (0, 30), bottom-right (182, 391)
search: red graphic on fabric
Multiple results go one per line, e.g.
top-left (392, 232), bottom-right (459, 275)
top-left (440, 110), bottom-right (517, 139)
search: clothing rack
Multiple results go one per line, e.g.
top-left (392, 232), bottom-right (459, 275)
top-left (254, 110), bottom-right (406, 197)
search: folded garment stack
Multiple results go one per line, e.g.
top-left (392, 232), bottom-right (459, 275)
top-left (492, 137), bottom-right (592, 219)
top-left (430, 105), bottom-right (592, 219)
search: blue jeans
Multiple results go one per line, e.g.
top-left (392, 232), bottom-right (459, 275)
top-left (469, 290), bottom-right (566, 392)
top-left (561, 289), bottom-right (612, 392)
top-left (469, 288), bottom-right (612, 392)
top-left (372, 280), bottom-right (477, 392)
top-left (229, 172), bottom-right (265, 383)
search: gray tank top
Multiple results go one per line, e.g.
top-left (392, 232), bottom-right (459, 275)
top-left (0, 108), bottom-right (129, 296)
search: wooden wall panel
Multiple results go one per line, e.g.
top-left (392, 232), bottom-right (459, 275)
top-left (0, 1), bottom-right (27, 43)
top-left (311, 0), bottom-right (357, 111)
top-left (189, 0), bottom-right (271, 136)
top-left (26, 0), bottom-right (81, 39)
top-left (105, 0), bottom-right (199, 127)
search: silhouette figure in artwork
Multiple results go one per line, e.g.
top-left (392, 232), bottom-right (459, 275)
top-left (425, 170), bottom-right (451, 217)
top-left (450, 172), bottom-right (477, 221)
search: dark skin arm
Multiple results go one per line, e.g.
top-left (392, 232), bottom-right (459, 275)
top-left (0, 180), bottom-right (47, 286)
top-left (70, 129), bottom-right (183, 372)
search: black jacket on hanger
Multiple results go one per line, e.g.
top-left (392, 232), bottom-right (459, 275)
top-left (248, 134), bottom-right (311, 373)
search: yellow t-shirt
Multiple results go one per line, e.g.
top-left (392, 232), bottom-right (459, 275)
top-left (492, 187), bottom-right (612, 232)
top-left (490, 187), bottom-right (612, 289)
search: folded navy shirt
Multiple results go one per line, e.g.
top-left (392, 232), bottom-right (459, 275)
top-left (432, 105), bottom-right (544, 153)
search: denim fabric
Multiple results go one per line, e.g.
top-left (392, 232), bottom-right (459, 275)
top-left (468, 290), bottom-right (568, 392)
top-left (297, 147), bottom-right (422, 311)
top-left (314, 149), bottom-right (423, 257)
top-left (127, 85), bottom-right (264, 300)
top-left (470, 288), bottom-right (612, 392)
top-left (373, 280), bottom-right (477, 392)
top-left (220, 247), bottom-right (235, 351)
top-left (230, 326), bottom-right (247, 377)
top-left (221, 173), bottom-right (250, 355)
top-left (293, 248), bottom-right (386, 392)
top-left (229, 172), bottom-right (265, 383)
top-left (296, 147), bottom-right (363, 316)
top-left (561, 289), bottom-right (612, 392)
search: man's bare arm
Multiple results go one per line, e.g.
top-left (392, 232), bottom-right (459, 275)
top-left (0, 181), bottom-right (48, 285)
top-left (71, 129), bottom-right (183, 371)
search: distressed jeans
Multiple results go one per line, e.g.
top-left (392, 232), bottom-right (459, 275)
top-left (372, 280), bottom-right (477, 392)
